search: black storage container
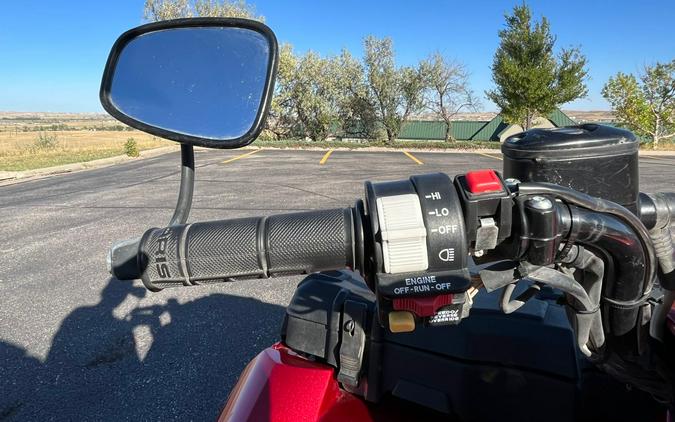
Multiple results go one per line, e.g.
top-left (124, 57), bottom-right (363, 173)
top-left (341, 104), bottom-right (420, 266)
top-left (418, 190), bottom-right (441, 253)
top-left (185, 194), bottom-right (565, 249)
top-left (501, 124), bottom-right (640, 212)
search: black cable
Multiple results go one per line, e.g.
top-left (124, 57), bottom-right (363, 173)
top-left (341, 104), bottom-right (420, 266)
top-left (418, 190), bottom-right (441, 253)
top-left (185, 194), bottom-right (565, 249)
top-left (519, 182), bottom-right (656, 301)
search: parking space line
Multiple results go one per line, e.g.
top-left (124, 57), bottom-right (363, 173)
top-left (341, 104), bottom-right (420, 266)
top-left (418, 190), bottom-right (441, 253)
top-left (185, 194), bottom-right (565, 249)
top-left (221, 148), bottom-right (262, 164)
top-left (320, 149), bottom-right (334, 165)
top-left (641, 155), bottom-right (675, 163)
top-left (476, 151), bottom-right (502, 161)
top-left (403, 151), bottom-right (424, 165)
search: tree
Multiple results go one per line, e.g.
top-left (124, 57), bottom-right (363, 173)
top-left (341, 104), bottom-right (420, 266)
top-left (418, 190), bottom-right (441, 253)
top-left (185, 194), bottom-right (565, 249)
top-left (423, 53), bottom-right (478, 141)
top-left (265, 43), bottom-right (299, 140)
top-left (486, 4), bottom-right (588, 129)
top-left (602, 61), bottom-right (675, 149)
top-left (143, 0), bottom-right (263, 21)
top-left (144, 0), bottom-right (188, 20)
top-left (334, 50), bottom-right (382, 141)
top-left (289, 52), bottom-right (343, 142)
top-left (362, 36), bottom-right (428, 145)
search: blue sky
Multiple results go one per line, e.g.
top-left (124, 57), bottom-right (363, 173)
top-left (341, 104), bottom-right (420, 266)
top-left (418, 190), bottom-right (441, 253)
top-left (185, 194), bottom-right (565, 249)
top-left (1, 0), bottom-right (673, 112)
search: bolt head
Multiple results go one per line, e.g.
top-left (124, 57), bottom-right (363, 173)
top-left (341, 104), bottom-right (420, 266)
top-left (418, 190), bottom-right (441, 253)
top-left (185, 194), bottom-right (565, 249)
top-left (528, 196), bottom-right (553, 210)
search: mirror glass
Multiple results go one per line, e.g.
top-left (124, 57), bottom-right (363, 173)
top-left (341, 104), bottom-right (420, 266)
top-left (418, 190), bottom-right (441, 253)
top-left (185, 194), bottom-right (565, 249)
top-left (108, 26), bottom-right (271, 141)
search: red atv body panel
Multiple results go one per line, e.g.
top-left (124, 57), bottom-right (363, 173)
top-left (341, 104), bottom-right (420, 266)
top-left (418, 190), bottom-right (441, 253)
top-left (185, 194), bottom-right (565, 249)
top-left (219, 343), bottom-right (372, 422)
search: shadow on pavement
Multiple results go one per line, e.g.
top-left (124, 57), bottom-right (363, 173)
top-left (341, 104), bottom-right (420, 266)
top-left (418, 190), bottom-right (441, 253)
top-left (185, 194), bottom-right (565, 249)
top-left (0, 278), bottom-right (285, 421)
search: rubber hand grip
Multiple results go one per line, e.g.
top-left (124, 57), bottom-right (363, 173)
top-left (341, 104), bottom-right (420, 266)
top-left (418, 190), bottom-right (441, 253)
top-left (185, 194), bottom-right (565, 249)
top-left (137, 208), bottom-right (354, 291)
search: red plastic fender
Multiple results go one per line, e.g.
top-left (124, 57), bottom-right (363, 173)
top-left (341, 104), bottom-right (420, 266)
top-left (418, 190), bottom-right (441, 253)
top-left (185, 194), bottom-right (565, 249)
top-left (219, 343), bottom-right (373, 422)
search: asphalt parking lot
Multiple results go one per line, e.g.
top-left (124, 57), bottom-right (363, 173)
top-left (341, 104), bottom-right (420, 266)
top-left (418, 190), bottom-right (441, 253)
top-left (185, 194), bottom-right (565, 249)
top-left (1, 148), bottom-right (674, 420)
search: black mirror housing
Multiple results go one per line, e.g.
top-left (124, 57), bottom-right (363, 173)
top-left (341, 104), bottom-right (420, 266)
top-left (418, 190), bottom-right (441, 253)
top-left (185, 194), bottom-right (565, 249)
top-left (100, 18), bottom-right (278, 149)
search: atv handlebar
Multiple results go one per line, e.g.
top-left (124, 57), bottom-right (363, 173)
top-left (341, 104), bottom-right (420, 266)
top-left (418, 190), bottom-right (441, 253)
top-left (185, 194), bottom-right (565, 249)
top-left (109, 177), bottom-right (675, 296)
top-left (131, 208), bottom-right (356, 291)
top-left (106, 170), bottom-right (675, 400)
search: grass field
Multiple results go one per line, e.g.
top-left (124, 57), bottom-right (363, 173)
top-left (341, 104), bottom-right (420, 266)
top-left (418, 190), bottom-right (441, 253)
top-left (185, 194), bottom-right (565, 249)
top-left (0, 113), bottom-right (173, 171)
top-left (0, 130), bottom-right (171, 171)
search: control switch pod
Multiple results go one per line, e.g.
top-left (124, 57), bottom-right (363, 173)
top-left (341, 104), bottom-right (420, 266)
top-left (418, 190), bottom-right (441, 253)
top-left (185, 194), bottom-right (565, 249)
top-left (365, 173), bottom-right (472, 331)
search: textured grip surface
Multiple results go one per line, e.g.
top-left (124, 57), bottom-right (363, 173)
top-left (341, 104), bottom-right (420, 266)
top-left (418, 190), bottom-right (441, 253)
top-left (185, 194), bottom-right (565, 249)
top-left (186, 218), bottom-right (262, 281)
top-left (138, 209), bottom-right (354, 290)
top-left (266, 209), bottom-right (354, 274)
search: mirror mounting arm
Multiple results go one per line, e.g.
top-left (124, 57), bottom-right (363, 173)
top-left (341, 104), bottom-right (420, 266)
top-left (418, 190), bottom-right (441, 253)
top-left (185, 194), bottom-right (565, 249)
top-left (108, 143), bottom-right (194, 279)
top-left (169, 144), bottom-right (195, 226)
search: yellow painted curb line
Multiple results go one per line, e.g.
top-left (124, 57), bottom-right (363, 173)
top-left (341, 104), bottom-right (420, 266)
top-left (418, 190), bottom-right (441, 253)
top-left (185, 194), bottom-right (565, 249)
top-left (320, 149), bottom-right (334, 165)
top-left (641, 155), bottom-right (675, 163)
top-left (403, 151), bottom-right (424, 165)
top-left (222, 148), bottom-right (262, 164)
top-left (476, 151), bottom-right (502, 161)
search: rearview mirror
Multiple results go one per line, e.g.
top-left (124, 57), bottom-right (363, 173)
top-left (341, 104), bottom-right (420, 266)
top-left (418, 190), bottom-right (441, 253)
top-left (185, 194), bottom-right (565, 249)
top-left (100, 18), bottom-right (278, 149)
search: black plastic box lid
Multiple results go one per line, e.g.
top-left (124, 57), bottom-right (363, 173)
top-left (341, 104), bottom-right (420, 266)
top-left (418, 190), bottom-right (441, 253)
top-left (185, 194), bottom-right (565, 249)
top-left (501, 124), bottom-right (638, 160)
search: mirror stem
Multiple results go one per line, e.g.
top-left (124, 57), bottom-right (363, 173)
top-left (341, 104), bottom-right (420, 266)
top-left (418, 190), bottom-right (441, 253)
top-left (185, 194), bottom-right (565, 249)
top-left (169, 144), bottom-right (195, 226)
top-left (108, 144), bottom-right (194, 278)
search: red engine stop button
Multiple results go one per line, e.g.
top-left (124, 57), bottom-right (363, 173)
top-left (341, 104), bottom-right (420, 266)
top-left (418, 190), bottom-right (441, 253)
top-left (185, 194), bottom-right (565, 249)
top-left (465, 169), bottom-right (503, 194)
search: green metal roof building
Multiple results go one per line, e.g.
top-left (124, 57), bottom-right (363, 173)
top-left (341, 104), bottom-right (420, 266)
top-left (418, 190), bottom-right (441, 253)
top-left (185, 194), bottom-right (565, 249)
top-left (396, 109), bottom-right (577, 142)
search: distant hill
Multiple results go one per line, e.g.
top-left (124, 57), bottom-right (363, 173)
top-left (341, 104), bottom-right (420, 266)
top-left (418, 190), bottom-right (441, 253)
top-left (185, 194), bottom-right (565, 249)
top-left (561, 110), bottom-right (615, 123)
top-left (0, 111), bottom-right (110, 121)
